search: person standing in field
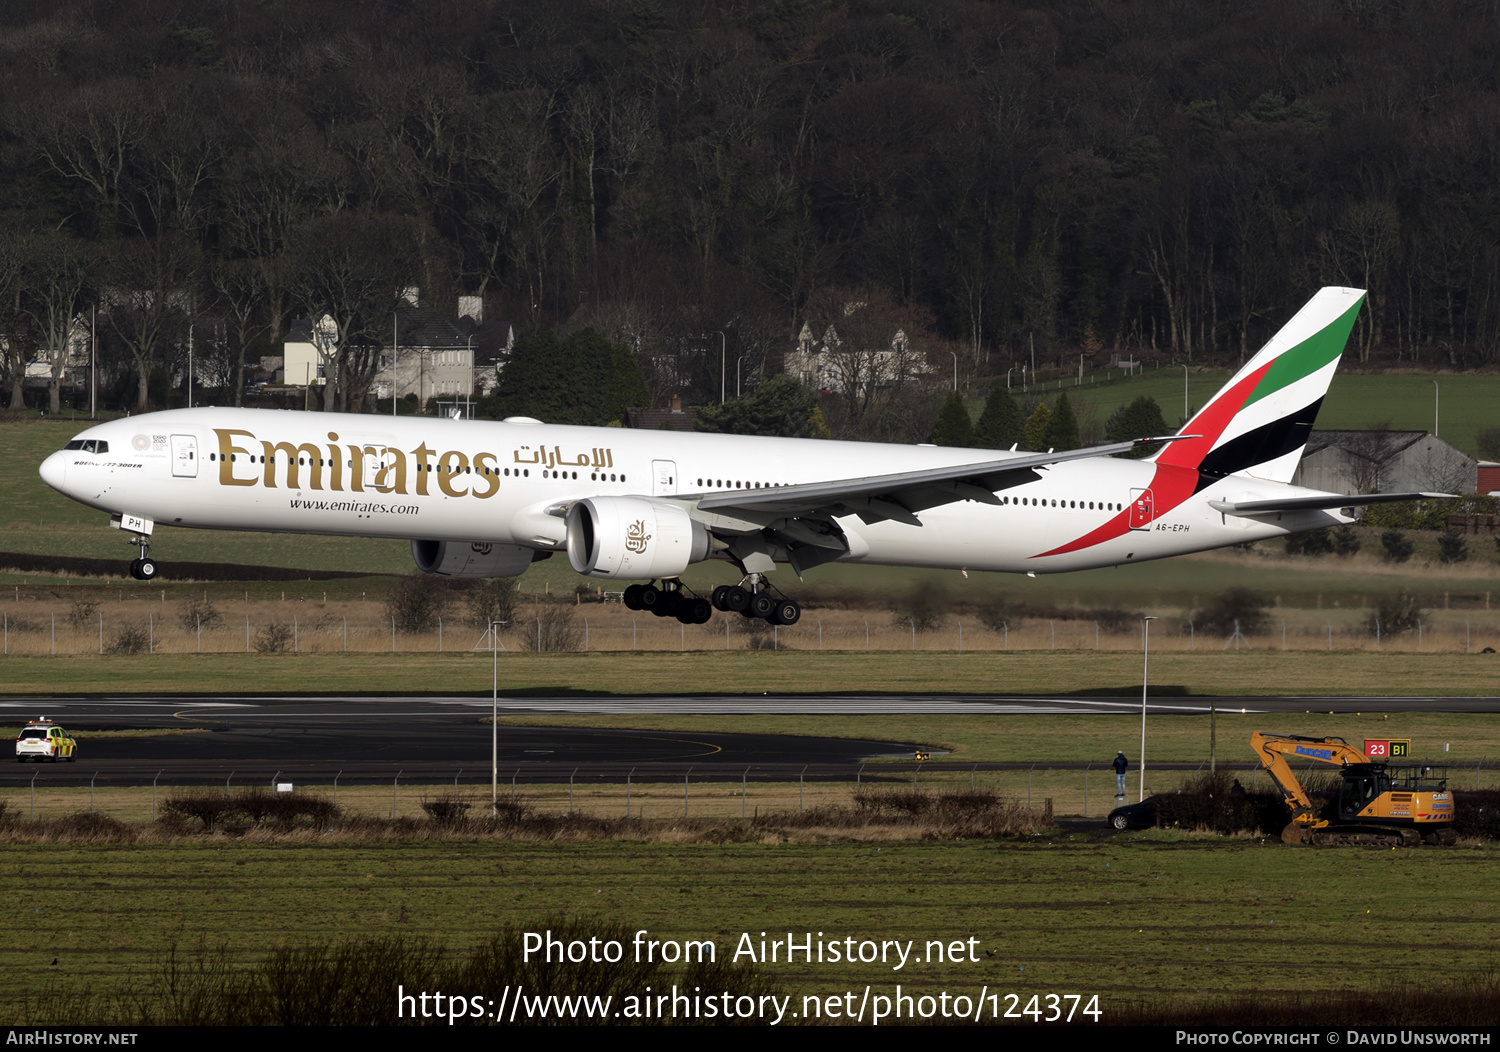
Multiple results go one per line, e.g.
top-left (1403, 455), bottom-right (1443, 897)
top-left (1113, 751), bottom-right (1128, 797)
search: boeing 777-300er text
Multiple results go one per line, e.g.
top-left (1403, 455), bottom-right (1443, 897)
top-left (38, 286), bottom-right (1445, 626)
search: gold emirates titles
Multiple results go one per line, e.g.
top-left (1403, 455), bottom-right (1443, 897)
top-left (212, 428), bottom-right (616, 500)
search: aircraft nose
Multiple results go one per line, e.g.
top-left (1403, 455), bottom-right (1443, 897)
top-left (38, 451), bottom-right (68, 493)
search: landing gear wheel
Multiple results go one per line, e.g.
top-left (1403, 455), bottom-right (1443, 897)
top-left (638, 584), bottom-right (663, 613)
top-left (771, 599), bottom-right (801, 626)
top-left (679, 598), bottom-right (712, 624)
top-left (623, 584), bottom-right (644, 610)
top-left (136, 557), bottom-right (157, 581)
top-left (724, 586), bottom-right (750, 613)
top-left (711, 586), bottom-right (731, 611)
top-left (750, 593), bottom-right (777, 620)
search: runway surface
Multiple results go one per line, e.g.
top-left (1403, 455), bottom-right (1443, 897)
top-left (0, 692), bottom-right (1488, 784)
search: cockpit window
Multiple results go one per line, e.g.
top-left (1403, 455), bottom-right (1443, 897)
top-left (64, 440), bottom-right (85, 450)
top-left (64, 440), bottom-right (108, 454)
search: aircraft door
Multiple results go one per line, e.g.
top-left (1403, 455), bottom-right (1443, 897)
top-left (1128, 488), bottom-right (1154, 530)
top-left (651, 460), bottom-right (677, 496)
top-left (361, 445), bottom-right (397, 489)
top-left (170, 435), bottom-right (198, 478)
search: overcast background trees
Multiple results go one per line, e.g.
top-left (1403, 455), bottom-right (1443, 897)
top-left (1, 0), bottom-right (1498, 426)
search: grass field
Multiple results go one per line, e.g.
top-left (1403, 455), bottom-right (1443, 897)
top-left (2, 835), bottom-right (1496, 1024)
top-left (0, 649), bottom-right (1497, 697)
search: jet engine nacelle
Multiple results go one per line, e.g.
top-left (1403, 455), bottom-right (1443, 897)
top-left (565, 496), bottom-right (710, 579)
top-left (411, 539), bottom-right (539, 578)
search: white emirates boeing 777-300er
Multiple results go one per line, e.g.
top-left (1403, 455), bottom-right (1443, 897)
top-left (38, 286), bottom-right (1443, 626)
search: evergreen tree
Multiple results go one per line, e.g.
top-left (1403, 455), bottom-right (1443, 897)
top-left (932, 390), bottom-right (975, 446)
top-left (484, 328), bottom-right (642, 425)
top-left (1046, 393), bottom-right (1081, 450)
top-left (485, 329), bottom-right (561, 421)
top-left (974, 386), bottom-right (1024, 449)
top-left (1105, 396), bottom-right (1170, 458)
top-left (606, 341), bottom-right (650, 424)
top-left (695, 375), bottom-right (826, 437)
top-left (1022, 402), bottom-right (1051, 451)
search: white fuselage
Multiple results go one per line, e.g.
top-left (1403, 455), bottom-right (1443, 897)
top-left (39, 407), bottom-right (1343, 577)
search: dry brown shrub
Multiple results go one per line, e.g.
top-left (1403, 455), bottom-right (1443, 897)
top-left (420, 791), bottom-right (472, 825)
top-left (47, 811), bottom-right (138, 842)
top-left (161, 790), bottom-right (238, 831)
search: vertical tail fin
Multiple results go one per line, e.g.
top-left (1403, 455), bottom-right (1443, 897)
top-left (1153, 287), bottom-right (1365, 484)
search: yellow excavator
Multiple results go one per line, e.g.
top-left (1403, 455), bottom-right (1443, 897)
top-left (1250, 732), bottom-right (1456, 846)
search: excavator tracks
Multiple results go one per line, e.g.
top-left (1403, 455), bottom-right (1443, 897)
top-left (1281, 822), bottom-right (1453, 847)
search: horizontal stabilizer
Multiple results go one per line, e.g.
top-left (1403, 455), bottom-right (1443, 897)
top-left (1208, 492), bottom-right (1454, 517)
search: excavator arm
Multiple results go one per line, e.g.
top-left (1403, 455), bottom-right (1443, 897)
top-left (1251, 732), bottom-right (1371, 826)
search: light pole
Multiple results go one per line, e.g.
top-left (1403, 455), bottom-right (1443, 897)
top-left (736, 355), bottom-right (747, 398)
top-left (392, 311), bottom-right (399, 416)
top-left (1431, 379), bottom-right (1439, 438)
top-left (491, 619), bottom-right (505, 816)
top-left (1180, 364), bottom-right (1189, 423)
top-left (1006, 365), bottom-right (1014, 390)
top-left (712, 330), bottom-right (726, 403)
top-left (466, 333), bottom-right (476, 410)
top-left (1140, 615), bottom-right (1157, 802)
top-left (948, 350), bottom-right (958, 391)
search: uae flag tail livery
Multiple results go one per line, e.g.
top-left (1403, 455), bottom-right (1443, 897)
top-left (1157, 285), bottom-right (1365, 487)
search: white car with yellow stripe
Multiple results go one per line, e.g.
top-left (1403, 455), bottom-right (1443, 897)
top-left (15, 718), bottom-right (77, 763)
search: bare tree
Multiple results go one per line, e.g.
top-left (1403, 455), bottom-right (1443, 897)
top-left (208, 257), bottom-right (271, 407)
top-left (18, 230), bottom-right (91, 414)
top-left (103, 236), bottom-right (200, 411)
top-left (285, 212), bottom-right (425, 412)
top-left (0, 228), bottom-right (30, 410)
top-left (458, 89), bottom-right (564, 320)
top-left (800, 285), bottom-right (934, 431)
top-left (16, 79), bottom-right (149, 238)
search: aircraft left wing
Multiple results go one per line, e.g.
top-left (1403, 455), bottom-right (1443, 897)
top-left (1208, 491), bottom-right (1454, 517)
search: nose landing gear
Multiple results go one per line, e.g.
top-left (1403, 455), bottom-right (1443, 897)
top-left (127, 535), bottom-right (157, 581)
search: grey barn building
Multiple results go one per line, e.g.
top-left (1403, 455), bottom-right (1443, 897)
top-left (1291, 430), bottom-right (1478, 496)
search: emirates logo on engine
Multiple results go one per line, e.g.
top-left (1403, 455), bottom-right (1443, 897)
top-left (625, 519), bottom-right (652, 553)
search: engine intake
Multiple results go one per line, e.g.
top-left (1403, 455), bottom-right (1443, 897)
top-left (565, 497), bottom-right (710, 579)
top-left (411, 540), bottom-right (540, 578)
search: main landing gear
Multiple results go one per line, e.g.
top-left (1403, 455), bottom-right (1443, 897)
top-left (621, 576), bottom-right (803, 626)
top-left (622, 580), bottom-right (714, 624)
top-left (711, 575), bottom-right (801, 626)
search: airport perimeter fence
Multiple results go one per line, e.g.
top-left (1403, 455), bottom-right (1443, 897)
top-left (4, 607), bottom-right (1500, 656)
top-left (3, 758), bottom-right (1492, 824)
